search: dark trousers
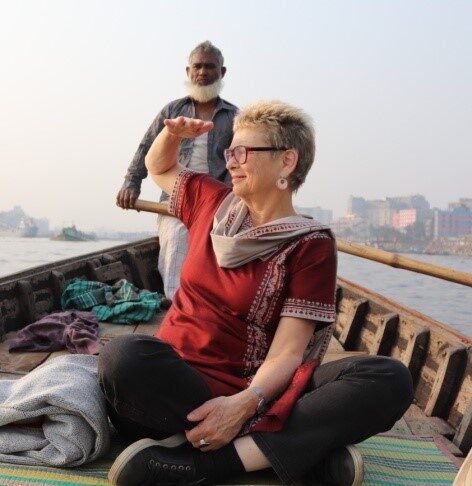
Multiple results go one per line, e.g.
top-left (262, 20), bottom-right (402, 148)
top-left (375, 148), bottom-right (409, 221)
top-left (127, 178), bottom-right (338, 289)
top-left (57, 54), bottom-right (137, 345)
top-left (98, 334), bottom-right (413, 485)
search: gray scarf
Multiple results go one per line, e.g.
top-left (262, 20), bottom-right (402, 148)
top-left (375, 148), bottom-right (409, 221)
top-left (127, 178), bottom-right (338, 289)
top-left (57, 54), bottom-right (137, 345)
top-left (210, 192), bottom-right (330, 268)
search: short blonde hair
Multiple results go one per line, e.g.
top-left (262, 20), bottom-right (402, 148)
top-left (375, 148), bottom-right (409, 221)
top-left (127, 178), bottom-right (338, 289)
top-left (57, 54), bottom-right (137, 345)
top-left (233, 100), bottom-right (315, 191)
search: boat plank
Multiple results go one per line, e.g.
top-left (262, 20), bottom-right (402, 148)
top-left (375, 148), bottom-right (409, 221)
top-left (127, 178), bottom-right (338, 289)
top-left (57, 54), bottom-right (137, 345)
top-left (134, 312), bottom-right (166, 336)
top-left (387, 417), bottom-right (412, 436)
top-left (336, 297), bottom-right (369, 349)
top-left (50, 270), bottom-right (65, 308)
top-left (326, 336), bottom-right (345, 353)
top-left (0, 332), bottom-right (50, 373)
top-left (453, 397), bottom-right (472, 455)
top-left (94, 261), bottom-right (132, 284)
top-left (391, 318), bottom-right (430, 389)
top-left (17, 280), bottom-right (37, 324)
top-left (440, 437), bottom-right (466, 457)
top-left (368, 312), bottom-right (399, 356)
top-left (404, 404), bottom-right (456, 438)
top-left (448, 348), bottom-right (472, 438)
top-left (424, 345), bottom-right (468, 417)
top-left (99, 322), bottom-right (137, 341)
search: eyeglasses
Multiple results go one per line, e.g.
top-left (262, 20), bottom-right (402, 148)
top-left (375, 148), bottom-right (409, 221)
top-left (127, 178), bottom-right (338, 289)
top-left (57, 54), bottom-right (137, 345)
top-left (224, 146), bottom-right (288, 164)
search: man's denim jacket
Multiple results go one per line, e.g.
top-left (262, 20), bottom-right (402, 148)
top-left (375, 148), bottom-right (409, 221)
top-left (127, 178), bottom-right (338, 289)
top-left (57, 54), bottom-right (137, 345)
top-left (122, 96), bottom-right (238, 200)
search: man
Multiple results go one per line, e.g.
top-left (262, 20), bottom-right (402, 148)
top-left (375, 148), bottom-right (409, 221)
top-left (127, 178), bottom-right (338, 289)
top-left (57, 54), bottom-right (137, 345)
top-left (116, 41), bottom-right (237, 298)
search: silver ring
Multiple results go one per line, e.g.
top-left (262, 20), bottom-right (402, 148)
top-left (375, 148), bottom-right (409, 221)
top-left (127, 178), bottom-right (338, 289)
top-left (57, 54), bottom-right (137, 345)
top-left (199, 438), bottom-right (210, 447)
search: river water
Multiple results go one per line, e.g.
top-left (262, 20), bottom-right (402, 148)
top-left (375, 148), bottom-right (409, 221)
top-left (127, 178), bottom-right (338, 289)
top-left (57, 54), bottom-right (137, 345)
top-left (1, 237), bottom-right (471, 336)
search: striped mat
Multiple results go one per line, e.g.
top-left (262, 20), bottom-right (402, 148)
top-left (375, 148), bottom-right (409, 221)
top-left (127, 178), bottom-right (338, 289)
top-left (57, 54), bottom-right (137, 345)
top-left (357, 435), bottom-right (461, 485)
top-left (0, 435), bottom-right (461, 485)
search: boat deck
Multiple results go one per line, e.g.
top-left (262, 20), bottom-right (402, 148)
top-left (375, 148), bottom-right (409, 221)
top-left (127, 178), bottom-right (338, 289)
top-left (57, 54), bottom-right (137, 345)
top-left (0, 309), bottom-right (464, 458)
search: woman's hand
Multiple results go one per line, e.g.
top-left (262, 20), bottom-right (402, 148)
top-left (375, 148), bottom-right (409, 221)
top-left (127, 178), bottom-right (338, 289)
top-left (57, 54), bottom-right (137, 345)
top-left (144, 116), bottom-right (214, 194)
top-left (185, 391), bottom-right (258, 451)
top-left (164, 116), bottom-right (214, 139)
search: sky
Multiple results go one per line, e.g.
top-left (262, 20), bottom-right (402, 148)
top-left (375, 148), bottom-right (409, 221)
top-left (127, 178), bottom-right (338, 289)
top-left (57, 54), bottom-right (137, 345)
top-left (0, 0), bottom-right (471, 232)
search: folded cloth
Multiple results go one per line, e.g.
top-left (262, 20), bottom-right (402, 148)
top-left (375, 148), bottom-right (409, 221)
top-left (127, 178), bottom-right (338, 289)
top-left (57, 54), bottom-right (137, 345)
top-left (0, 354), bottom-right (110, 467)
top-left (61, 278), bottom-right (162, 324)
top-left (245, 359), bottom-right (319, 433)
top-left (8, 310), bottom-right (102, 355)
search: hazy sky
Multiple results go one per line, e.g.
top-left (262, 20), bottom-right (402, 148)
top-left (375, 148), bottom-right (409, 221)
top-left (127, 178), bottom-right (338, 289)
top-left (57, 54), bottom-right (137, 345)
top-left (1, 0), bottom-right (471, 231)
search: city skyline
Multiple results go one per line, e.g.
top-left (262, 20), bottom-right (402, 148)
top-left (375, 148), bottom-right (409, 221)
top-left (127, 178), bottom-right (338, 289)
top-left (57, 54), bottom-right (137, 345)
top-left (1, 1), bottom-right (471, 231)
top-left (2, 191), bottom-right (470, 233)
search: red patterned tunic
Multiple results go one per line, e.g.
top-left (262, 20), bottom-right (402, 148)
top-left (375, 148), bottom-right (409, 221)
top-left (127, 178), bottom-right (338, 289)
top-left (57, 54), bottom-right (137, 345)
top-left (156, 170), bottom-right (337, 399)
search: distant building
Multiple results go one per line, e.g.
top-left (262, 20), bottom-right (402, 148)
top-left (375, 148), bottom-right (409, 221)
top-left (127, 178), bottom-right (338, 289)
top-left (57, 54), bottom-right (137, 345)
top-left (347, 197), bottom-right (369, 218)
top-left (331, 214), bottom-right (370, 241)
top-left (347, 194), bottom-right (431, 227)
top-left (0, 206), bottom-right (50, 236)
top-left (387, 195), bottom-right (431, 222)
top-left (0, 205), bottom-right (26, 227)
top-left (295, 206), bottom-right (333, 226)
top-left (448, 198), bottom-right (472, 211)
top-left (392, 209), bottom-right (417, 229)
top-left (433, 206), bottom-right (472, 238)
top-left (367, 200), bottom-right (392, 227)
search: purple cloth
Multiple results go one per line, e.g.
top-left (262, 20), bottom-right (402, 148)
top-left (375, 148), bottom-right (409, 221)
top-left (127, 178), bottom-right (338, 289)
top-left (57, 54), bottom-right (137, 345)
top-left (9, 310), bottom-right (103, 355)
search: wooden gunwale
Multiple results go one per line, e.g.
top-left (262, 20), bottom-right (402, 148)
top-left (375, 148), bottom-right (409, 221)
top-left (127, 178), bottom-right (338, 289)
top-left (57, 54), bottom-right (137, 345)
top-left (338, 276), bottom-right (472, 347)
top-left (0, 238), bottom-right (158, 285)
top-left (0, 238), bottom-right (471, 458)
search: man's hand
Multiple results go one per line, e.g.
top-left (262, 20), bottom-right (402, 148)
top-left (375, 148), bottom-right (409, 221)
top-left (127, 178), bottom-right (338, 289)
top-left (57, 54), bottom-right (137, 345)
top-left (116, 188), bottom-right (139, 209)
top-left (164, 116), bottom-right (214, 139)
top-left (185, 391), bottom-right (258, 451)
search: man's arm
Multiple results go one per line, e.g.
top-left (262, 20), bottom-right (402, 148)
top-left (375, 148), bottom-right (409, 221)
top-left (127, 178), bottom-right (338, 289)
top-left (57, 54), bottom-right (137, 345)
top-left (116, 106), bottom-right (168, 209)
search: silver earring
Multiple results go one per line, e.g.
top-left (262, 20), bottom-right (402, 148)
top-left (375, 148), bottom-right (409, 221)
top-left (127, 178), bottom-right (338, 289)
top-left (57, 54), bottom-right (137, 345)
top-left (276, 177), bottom-right (288, 190)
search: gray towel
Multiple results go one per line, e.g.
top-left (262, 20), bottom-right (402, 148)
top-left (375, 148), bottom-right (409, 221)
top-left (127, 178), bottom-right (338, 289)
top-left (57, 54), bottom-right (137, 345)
top-left (0, 354), bottom-right (110, 466)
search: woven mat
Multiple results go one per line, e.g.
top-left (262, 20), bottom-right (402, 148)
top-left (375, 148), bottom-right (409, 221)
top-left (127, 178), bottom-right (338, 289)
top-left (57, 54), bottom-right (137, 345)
top-left (0, 435), bottom-right (461, 485)
top-left (357, 435), bottom-right (461, 485)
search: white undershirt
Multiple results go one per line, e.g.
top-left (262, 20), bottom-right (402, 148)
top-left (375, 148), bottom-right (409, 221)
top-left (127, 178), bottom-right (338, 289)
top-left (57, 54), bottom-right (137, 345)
top-left (187, 133), bottom-right (209, 173)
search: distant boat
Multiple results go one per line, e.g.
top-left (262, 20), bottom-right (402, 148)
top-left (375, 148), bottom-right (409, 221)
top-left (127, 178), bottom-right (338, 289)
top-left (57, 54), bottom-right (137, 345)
top-left (51, 225), bottom-right (97, 242)
top-left (0, 218), bottom-right (38, 238)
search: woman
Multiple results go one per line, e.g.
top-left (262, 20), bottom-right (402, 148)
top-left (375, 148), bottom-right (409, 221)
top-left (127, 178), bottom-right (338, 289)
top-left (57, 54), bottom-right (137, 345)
top-left (99, 101), bottom-right (413, 486)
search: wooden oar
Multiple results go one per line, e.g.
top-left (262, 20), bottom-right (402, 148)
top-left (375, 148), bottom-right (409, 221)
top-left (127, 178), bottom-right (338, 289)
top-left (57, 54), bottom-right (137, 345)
top-left (131, 199), bottom-right (472, 288)
top-left (336, 239), bottom-right (472, 288)
top-left (134, 199), bottom-right (172, 216)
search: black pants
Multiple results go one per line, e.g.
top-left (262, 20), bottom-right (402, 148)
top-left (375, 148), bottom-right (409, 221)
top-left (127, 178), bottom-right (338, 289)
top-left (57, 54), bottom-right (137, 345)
top-left (98, 334), bottom-right (413, 485)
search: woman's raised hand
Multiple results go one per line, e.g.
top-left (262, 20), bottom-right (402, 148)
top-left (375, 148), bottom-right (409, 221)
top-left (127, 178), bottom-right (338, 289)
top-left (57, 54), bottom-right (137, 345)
top-left (164, 116), bottom-right (214, 139)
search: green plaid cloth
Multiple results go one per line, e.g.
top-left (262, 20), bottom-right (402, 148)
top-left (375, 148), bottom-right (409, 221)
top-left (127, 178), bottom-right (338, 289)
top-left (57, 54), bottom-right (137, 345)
top-left (61, 279), bottom-right (162, 324)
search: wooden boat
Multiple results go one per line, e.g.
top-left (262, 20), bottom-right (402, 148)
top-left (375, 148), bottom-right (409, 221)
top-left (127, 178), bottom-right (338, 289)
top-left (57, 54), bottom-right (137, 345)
top-left (0, 236), bottom-right (471, 483)
top-left (51, 224), bottom-right (97, 241)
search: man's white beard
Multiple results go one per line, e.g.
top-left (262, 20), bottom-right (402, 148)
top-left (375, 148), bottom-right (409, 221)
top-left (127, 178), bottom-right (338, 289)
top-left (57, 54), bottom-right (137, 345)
top-left (185, 78), bottom-right (223, 103)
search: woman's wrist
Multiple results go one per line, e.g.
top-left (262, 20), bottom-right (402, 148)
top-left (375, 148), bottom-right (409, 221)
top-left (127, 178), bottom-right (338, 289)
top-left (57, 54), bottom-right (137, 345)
top-left (248, 387), bottom-right (267, 415)
top-left (235, 389), bottom-right (260, 418)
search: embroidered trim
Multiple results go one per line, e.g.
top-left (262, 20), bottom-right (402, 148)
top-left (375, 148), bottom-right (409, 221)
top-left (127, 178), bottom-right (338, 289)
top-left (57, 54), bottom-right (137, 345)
top-left (242, 232), bottom-right (335, 380)
top-left (224, 203), bottom-right (240, 232)
top-left (280, 297), bottom-right (336, 322)
top-left (168, 169), bottom-right (194, 219)
top-left (238, 213), bottom-right (253, 232)
top-left (309, 323), bottom-right (335, 362)
top-left (242, 222), bottom-right (330, 239)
